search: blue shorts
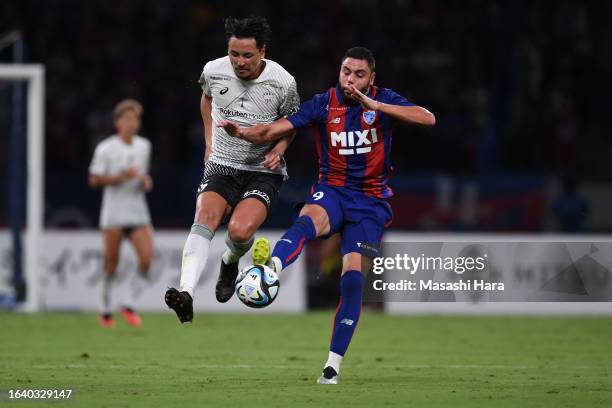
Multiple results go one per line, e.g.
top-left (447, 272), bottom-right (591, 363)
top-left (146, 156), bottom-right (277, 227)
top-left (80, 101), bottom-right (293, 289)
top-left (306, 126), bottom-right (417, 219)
top-left (304, 183), bottom-right (393, 258)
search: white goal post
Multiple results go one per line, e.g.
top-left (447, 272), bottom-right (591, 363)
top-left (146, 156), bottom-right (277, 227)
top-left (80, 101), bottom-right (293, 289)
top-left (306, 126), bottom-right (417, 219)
top-left (0, 64), bottom-right (45, 312)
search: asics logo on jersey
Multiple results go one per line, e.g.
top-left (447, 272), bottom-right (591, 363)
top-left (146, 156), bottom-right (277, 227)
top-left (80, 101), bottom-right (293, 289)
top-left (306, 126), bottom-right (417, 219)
top-left (220, 87), bottom-right (229, 95)
top-left (330, 128), bottom-right (379, 155)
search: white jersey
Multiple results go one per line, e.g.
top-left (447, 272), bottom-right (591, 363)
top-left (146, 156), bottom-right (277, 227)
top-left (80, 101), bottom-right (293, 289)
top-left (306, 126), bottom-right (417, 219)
top-left (199, 56), bottom-right (300, 176)
top-left (89, 135), bottom-right (152, 229)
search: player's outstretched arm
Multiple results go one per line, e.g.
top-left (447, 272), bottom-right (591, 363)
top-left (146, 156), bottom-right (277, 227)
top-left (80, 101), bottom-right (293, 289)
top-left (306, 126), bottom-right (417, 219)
top-left (380, 104), bottom-right (435, 127)
top-left (217, 118), bottom-right (295, 144)
top-left (347, 84), bottom-right (436, 127)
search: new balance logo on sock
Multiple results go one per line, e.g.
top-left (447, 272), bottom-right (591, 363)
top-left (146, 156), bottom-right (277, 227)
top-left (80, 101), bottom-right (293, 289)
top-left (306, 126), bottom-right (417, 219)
top-left (340, 318), bottom-right (354, 326)
top-left (280, 238), bottom-right (293, 244)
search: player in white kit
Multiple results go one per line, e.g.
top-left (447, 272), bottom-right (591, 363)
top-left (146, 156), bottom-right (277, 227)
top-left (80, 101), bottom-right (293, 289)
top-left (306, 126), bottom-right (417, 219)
top-left (89, 99), bottom-right (154, 328)
top-left (165, 16), bottom-right (299, 322)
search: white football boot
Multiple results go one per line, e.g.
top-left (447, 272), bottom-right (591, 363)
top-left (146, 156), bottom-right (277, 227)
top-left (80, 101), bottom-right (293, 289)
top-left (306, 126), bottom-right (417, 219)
top-left (316, 366), bottom-right (339, 385)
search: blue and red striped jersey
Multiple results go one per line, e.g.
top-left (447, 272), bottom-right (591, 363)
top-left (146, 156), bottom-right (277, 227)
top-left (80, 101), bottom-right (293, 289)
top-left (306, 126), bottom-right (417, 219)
top-left (286, 85), bottom-right (414, 199)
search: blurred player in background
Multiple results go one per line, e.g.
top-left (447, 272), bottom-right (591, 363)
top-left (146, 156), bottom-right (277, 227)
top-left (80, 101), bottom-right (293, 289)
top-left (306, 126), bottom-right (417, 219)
top-left (220, 47), bottom-right (435, 384)
top-left (164, 16), bottom-right (299, 323)
top-left (88, 99), bottom-right (154, 328)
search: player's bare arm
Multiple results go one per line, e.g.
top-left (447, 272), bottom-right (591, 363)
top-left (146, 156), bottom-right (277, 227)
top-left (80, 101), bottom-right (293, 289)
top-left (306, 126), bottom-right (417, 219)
top-left (89, 168), bottom-right (139, 188)
top-left (346, 84), bottom-right (436, 127)
top-left (263, 130), bottom-right (296, 170)
top-left (217, 118), bottom-right (294, 144)
top-left (201, 93), bottom-right (213, 163)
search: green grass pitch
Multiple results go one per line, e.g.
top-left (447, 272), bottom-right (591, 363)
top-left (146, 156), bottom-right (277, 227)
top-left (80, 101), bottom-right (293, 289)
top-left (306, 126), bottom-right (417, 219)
top-left (1, 312), bottom-right (611, 407)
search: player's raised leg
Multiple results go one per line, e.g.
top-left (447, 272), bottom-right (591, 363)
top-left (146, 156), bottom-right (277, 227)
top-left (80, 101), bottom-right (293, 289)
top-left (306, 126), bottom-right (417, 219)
top-left (121, 226), bottom-right (153, 326)
top-left (269, 193), bottom-right (339, 274)
top-left (216, 198), bottom-right (267, 302)
top-left (98, 228), bottom-right (123, 328)
top-left (317, 252), bottom-right (366, 384)
top-left (166, 192), bottom-right (228, 323)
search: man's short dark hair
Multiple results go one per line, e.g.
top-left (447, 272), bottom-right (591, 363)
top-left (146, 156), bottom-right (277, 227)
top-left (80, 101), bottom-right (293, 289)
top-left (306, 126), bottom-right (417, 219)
top-left (225, 16), bottom-right (272, 49)
top-left (343, 47), bottom-right (376, 71)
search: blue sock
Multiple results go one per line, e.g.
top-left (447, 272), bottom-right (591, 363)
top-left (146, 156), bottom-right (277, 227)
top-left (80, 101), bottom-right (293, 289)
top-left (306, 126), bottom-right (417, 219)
top-left (271, 216), bottom-right (317, 270)
top-left (330, 270), bottom-right (364, 356)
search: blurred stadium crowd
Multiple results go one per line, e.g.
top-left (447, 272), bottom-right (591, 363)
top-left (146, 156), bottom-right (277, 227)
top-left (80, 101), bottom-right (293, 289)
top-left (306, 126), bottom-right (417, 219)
top-left (1, 0), bottom-right (611, 231)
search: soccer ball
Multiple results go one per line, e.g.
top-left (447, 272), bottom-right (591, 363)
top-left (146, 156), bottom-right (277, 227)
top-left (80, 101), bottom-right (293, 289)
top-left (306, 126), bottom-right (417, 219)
top-left (235, 264), bottom-right (280, 308)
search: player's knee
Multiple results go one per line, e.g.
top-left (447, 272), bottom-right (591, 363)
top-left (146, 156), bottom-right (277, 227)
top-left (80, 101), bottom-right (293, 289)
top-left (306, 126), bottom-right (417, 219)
top-left (227, 219), bottom-right (255, 243)
top-left (299, 209), bottom-right (328, 236)
top-left (195, 207), bottom-right (222, 230)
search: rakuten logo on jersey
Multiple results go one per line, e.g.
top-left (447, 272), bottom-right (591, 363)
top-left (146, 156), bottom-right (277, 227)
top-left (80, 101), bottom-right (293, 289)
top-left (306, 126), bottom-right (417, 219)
top-left (330, 128), bottom-right (379, 155)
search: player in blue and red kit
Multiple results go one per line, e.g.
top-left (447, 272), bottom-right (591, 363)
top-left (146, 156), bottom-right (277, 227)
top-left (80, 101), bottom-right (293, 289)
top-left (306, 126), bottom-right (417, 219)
top-left (220, 47), bottom-right (435, 384)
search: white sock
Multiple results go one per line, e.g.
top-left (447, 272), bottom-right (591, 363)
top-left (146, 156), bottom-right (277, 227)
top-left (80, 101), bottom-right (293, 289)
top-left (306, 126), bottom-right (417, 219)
top-left (270, 256), bottom-right (283, 273)
top-left (98, 274), bottom-right (113, 315)
top-left (221, 231), bottom-right (254, 264)
top-left (122, 270), bottom-right (149, 310)
top-left (324, 351), bottom-right (343, 374)
top-left (179, 223), bottom-right (214, 298)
